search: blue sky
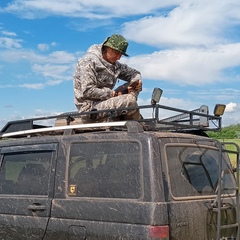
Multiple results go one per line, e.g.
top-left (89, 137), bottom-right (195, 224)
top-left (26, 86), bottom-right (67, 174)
top-left (0, 0), bottom-right (240, 129)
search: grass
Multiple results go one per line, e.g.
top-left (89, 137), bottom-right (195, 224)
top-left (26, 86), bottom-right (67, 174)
top-left (219, 139), bottom-right (240, 167)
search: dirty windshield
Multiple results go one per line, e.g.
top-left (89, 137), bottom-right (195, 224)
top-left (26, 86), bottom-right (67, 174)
top-left (165, 143), bottom-right (236, 198)
top-left (68, 141), bottom-right (141, 199)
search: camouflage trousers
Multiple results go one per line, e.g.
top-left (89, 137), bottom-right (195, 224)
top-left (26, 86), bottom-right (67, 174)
top-left (77, 91), bottom-right (141, 123)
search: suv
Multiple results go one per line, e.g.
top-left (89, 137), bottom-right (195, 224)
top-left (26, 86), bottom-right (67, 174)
top-left (0, 100), bottom-right (239, 240)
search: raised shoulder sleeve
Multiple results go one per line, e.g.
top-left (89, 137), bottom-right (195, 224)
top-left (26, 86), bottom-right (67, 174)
top-left (117, 62), bottom-right (142, 85)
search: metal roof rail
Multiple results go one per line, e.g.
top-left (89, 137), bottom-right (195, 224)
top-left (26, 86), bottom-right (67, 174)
top-left (0, 121), bottom-right (146, 139)
top-left (0, 121), bottom-right (126, 138)
top-left (0, 103), bottom-right (224, 138)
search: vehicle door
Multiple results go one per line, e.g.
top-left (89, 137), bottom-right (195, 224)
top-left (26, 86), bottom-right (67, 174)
top-left (0, 143), bottom-right (57, 240)
top-left (161, 138), bottom-right (238, 240)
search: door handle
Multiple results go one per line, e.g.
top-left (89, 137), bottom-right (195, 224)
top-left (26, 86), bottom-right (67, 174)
top-left (28, 203), bottom-right (45, 212)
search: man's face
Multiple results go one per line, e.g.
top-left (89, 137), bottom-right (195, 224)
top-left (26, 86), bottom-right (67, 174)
top-left (104, 47), bottom-right (122, 64)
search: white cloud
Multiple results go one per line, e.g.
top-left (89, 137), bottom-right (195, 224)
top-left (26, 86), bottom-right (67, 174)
top-left (38, 43), bottom-right (49, 51)
top-left (70, 19), bottom-right (114, 32)
top-left (32, 63), bottom-right (72, 80)
top-left (123, 0), bottom-right (240, 48)
top-left (0, 49), bottom-right (44, 62)
top-left (0, 37), bottom-right (22, 48)
top-left (187, 88), bottom-right (240, 102)
top-left (0, 49), bottom-right (77, 89)
top-left (0, 49), bottom-right (76, 64)
top-left (1, 31), bottom-right (17, 37)
top-left (19, 83), bottom-right (45, 89)
top-left (47, 51), bottom-right (76, 64)
top-left (38, 42), bottom-right (57, 51)
top-left (123, 43), bottom-right (240, 85)
top-left (225, 102), bottom-right (237, 113)
top-left (1, 0), bottom-right (182, 19)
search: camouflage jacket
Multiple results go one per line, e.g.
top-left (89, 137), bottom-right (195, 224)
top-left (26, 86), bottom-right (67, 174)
top-left (74, 44), bottom-right (141, 111)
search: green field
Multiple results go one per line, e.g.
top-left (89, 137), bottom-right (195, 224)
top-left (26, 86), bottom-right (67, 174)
top-left (220, 139), bottom-right (240, 167)
top-left (220, 139), bottom-right (240, 146)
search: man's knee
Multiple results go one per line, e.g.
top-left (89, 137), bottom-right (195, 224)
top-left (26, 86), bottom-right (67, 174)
top-left (120, 94), bottom-right (138, 108)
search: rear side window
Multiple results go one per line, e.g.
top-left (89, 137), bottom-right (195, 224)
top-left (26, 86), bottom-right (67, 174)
top-left (165, 144), bottom-right (236, 198)
top-left (68, 141), bottom-right (141, 199)
top-left (0, 145), bottom-right (55, 195)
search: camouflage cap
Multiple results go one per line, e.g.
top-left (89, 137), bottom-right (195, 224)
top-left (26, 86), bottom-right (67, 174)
top-left (103, 34), bottom-right (129, 56)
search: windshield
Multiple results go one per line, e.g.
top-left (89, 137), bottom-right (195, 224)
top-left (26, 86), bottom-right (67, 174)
top-left (165, 144), bottom-right (236, 198)
top-left (68, 141), bottom-right (141, 199)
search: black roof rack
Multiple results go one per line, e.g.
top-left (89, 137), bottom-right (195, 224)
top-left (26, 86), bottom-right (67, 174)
top-left (0, 104), bottom-right (223, 138)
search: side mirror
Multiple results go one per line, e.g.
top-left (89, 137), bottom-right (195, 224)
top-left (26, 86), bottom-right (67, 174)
top-left (151, 88), bottom-right (163, 105)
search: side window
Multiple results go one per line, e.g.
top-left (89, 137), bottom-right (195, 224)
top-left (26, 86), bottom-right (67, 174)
top-left (0, 150), bottom-right (53, 195)
top-left (165, 145), bottom-right (236, 198)
top-left (68, 141), bottom-right (141, 199)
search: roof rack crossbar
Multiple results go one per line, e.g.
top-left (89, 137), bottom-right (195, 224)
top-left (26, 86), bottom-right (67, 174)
top-left (0, 104), bottom-right (223, 137)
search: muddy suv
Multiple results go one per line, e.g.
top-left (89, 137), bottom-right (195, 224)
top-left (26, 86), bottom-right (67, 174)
top-left (0, 102), bottom-right (239, 240)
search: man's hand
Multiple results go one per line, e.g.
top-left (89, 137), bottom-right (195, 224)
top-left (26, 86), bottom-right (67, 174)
top-left (129, 80), bottom-right (142, 92)
top-left (112, 80), bottom-right (142, 97)
top-left (135, 80), bottom-right (142, 92)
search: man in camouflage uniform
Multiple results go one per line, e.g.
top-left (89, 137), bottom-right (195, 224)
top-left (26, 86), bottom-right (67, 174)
top-left (74, 34), bottom-right (142, 122)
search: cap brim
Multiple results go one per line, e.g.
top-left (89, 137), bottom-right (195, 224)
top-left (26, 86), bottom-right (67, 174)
top-left (103, 40), bottom-right (129, 57)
